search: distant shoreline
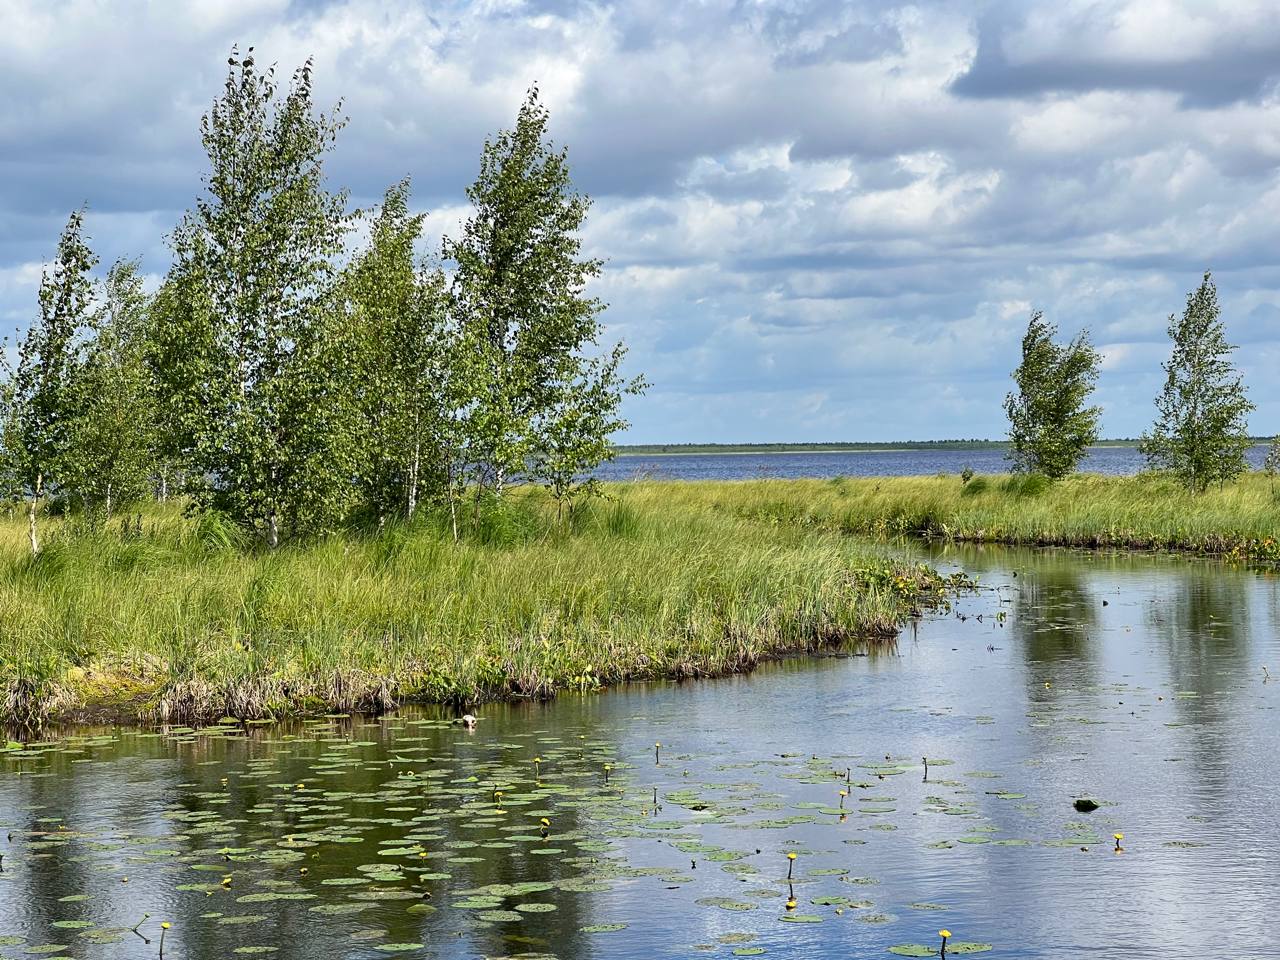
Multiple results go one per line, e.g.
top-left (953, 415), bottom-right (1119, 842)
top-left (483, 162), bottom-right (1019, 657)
top-left (614, 440), bottom-right (1272, 457)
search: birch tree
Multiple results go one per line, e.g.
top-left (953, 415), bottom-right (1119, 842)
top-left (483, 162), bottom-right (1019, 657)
top-left (1004, 311), bottom-right (1102, 479)
top-left (67, 260), bottom-right (155, 518)
top-left (446, 87), bottom-right (641, 501)
top-left (530, 343), bottom-right (643, 518)
top-left (161, 48), bottom-right (352, 544)
top-left (4, 210), bottom-right (96, 554)
top-left (344, 180), bottom-right (459, 524)
top-left (1140, 272), bottom-right (1253, 492)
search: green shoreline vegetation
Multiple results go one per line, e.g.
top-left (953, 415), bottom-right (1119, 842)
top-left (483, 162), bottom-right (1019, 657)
top-left (0, 487), bottom-right (959, 728)
top-left (9, 466), bottom-right (1280, 728)
top-left (0, 53), bottom-right (959, 731)
top-left (690, 472), bottom-right (1280, 560)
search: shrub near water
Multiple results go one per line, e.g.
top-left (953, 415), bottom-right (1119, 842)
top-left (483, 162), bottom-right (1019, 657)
top-left (0, 487), bottom-right (957, 727)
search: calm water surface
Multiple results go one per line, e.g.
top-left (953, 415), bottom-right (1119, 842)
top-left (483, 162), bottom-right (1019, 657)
top-left (596, 445), bottom-right (1271, 481)
top-left (2, 545), bottom-right (1279, 959)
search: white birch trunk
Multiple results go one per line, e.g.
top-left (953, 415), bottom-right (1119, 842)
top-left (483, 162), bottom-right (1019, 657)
top-left (27, 473), bottom-right (41, 557)
top-left (407, 438), bottom-right (420, 519)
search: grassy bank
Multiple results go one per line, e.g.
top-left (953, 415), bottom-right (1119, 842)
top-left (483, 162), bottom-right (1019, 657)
top-left (672, 472), bottom-right (1280, 558)
top-left (0, 487), bottom-right (958, 728)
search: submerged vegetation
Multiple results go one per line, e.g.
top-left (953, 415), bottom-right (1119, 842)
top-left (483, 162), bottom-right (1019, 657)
top-left (0, 487), bottom-right (961, 728)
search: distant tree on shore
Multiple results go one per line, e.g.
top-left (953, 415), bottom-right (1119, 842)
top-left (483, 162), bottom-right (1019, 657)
top-left (1140, 272), bottom-right (1253, 492)
top-left (1003, 311), bottom-right (1102, 479)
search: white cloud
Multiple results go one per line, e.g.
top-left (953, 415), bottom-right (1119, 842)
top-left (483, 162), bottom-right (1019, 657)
top-left (1, 0), bottom-right (1279, 441)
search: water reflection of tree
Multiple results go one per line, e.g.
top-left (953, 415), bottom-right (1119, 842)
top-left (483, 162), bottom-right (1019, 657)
top-left (10, 762), bottom-right (102, 949)
top-left (960, 547), bottom-right (1104, 701)
top-left (1137, 562), bottom-right (1261, 808)
top-left (1147, 564), bottom-right (1253, 716)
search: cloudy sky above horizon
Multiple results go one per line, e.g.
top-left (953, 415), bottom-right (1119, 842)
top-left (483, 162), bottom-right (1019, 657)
top-left (2, 0), bottom-right (1279, 443)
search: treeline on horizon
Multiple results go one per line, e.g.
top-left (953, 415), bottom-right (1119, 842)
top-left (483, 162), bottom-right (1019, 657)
top-left (616, 437), bottom-right (1275, 455)
top-left (2, 49), bottom-right (645, 555)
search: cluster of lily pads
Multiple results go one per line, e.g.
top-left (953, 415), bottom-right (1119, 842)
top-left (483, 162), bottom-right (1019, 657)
top-left (0, 689), bottom-right (1164, 960)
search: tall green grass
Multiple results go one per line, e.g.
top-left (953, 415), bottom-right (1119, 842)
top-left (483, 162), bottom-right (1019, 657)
top-left (0, 487), bottom-right (953, 727)
top-left (672, 472), bottom-right (1280, 556)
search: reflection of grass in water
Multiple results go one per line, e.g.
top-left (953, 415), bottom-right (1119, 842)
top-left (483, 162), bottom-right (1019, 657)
top-left (0, 485), bottom-right (956, 726)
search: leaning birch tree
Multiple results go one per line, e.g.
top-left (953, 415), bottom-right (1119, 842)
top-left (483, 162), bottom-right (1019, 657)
top-left (1004, 311), bottom-right (1102, 479)
top-left (446, 87), bottom-right (642, 503)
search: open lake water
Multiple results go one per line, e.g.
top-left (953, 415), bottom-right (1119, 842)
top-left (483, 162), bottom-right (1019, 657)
top-left (595, 445), bottom-right (1271, 481)
top-left (2, 544), bottom-right (1278, 959)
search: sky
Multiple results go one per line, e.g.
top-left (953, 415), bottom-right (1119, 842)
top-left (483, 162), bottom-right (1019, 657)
top-left (2, 0), bottom-right (1279, 443)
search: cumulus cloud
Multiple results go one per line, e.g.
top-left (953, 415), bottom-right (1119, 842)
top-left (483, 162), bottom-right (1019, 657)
top-left (0, 0), bottom-right (1277, 441)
